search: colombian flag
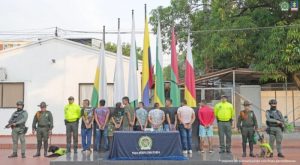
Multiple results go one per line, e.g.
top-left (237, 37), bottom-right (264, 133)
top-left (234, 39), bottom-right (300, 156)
top-left (142, 11), bottom-right (154, 106)
top-left (184, 35), bottom-right (196, 107)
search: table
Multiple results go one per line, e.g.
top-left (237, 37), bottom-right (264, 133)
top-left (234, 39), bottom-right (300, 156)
top-left (108, 131), bottom-right (186, 160)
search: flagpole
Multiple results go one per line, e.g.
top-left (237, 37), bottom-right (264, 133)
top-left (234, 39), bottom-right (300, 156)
top-left (103, 25), bottom-right (105, 45)
top-left (118, 18), bottom-right (120, 31)
top-left (144, 4), bottom-right (147, 20)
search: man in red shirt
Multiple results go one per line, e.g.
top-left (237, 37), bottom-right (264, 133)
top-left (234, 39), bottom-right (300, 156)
top-left (198, 100), bottom-right (215, 153)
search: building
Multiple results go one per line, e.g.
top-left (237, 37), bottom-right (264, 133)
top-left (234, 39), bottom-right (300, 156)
top-left (0, 40), bottom-right (31, 51)
top-left (0, 37), bottom-right (142, 134)
top-left (184, 68), bottom-right (300, 128)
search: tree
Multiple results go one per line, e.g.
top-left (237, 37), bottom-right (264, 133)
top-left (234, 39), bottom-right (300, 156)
top-left (105, 42), bottom-right (143, 60)
top-left (150, 0), bottom-right (300, 86)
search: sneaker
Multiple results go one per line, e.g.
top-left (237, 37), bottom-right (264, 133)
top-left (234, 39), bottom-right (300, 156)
top-left (200, 150), bottom-right (205, 153)
top-left (250, 153), bottom-right (255, 157)
top-left (226, 150), bottom-right (232, 153)
top-left (219, 150), bottom-right (225, 153)
top-left (188, 150), bottom-right (193, 154)
top-left (278, 153), bottom-right (285, 158)
top-left (183, 150), bottom-right (188, 154)
top-left (209, 150), bottom-right (213, 153)
top-left (269, 153), bottom-right (273, 158)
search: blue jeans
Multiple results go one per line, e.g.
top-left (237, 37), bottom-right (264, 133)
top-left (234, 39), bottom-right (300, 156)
top-left (95, 126), bottom-right (109, 151)
top-left (179, 124), bottom-right (192, 150)
top-left (81, 128), bottom-right (92, 150)
top-left (164, 124), bottom-right (170, 131)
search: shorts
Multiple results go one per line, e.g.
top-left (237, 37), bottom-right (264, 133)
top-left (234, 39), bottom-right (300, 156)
top-left (199, 125), bottom-right (213, 137)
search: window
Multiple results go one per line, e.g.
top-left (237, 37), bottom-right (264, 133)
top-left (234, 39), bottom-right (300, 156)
top-left (0, 83), bottom-right (24, 108)
top-left (79, 83), bottom-right (113, 107)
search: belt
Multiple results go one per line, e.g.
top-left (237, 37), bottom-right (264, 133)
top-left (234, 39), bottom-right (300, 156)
top-left (217, 120), bottom-right (231, 122)
top-left (38, 125), bottom-right (48, 128)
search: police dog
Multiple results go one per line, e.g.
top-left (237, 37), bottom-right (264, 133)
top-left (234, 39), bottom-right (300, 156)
top-left (258, 134), bottom-right (273, 158)
top-left (47, 145), bottom-right (65, 157)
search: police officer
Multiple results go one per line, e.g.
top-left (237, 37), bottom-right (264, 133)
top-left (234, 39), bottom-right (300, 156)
top-left (6, 101), bottom-right (28, 158)
top-left (214, 95), bottom-right (235, 153)
top-left (237, 101), bottom-right (258, 157)
top-left (64, 96), bottom-right (81, 153)
top-left (32, 102), bottom-right (53, 157)
top-left (266, 99), bottom-right (285, 158)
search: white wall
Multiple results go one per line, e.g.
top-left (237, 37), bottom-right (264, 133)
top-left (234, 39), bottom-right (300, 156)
top-left (0, 38), bottom-right (142, 134)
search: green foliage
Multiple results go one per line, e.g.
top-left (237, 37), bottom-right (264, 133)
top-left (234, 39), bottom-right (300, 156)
top-left (105, 42), bottom-right (142, 60)
top-left (150, 0), bottom-right (300, 83)
top-left (163, 54), bottom-right (186, 81)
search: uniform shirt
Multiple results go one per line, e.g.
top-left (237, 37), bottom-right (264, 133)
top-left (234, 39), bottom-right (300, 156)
top-left (94, 107), bottom-right (110, 126)
top-left (136, 108), bottom-right (148, 126)
top-left (148, 109), bottom-right (165, 125)
top-left (64, 103), bottom-right (81, 122)
top-left (177, 106), bottom-right (195, 124)
top-left (32, 111), bottom-right (53, 129)
top-left (122, 104), bottom-right (135, 128)
top-left (214, 101), bottom-right (235, 121)
top-left (237, 110), bottom-right (258, 129)
top-left (9, 109), bottom-right (28, 126)
top-left (81, 107), bottom-right (94, 129)
top-left (198, 106), bottom-right (215, 126)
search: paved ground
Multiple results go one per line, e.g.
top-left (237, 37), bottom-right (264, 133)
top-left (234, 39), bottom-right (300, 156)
top-left (0, 133), bottom-right (299, 165)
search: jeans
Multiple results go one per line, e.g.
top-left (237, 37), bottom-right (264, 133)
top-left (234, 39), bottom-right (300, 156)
top-left (179, 124), bottom-right (192, 150)
top-left (164, 124), bottom-right (170, 131)
top-left (95, 126), bottom-right (109, 151)
top-left (81, 128), bottom-right (92, 150)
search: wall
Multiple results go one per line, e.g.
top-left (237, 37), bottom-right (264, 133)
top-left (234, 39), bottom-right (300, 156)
top-left (0, 38), bottom-right (142, 135)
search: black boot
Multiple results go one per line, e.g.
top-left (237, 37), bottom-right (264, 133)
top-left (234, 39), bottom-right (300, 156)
top-left (249, 142), bottom-right (255, 157)
top-left (242, 153), bottom-right (246, 157)
top-left (242, 143), bottom-right (246, 157)
top-left (34, 142), bottom-right (42, 157)
top-left (278, 153), bottom-right (285, 158)
top-left (44, 140), bottom-right (48, 157)
top-left (33, 152), bottom-right (40, 157)
top-left (22, 153), bottom-right (26, 158)
top-left (8, 152), bottom-right (17, 158)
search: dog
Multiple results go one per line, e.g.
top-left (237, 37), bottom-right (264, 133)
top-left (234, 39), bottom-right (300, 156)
top-left (47, 145), bottom-right (66, 157)
top-left (258, 134), bottom-right (273, 158)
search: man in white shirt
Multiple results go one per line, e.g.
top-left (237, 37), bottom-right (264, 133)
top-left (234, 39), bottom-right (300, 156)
top-left (148, 103), bottom-right (165, 131)
top-left (177, 100), bottom-right (195, 154)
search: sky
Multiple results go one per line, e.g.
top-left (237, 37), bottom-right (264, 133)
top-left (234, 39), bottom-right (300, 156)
top-left (0, 0), bottom-right (171, 66)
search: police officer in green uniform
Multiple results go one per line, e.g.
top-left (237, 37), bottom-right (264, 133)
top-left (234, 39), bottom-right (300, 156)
top-left (237, 101), bottom-right (258, 157)
top-left (32, 102), bottom-right (53, 157)
top-left (214, 95), bottom-right (235, 153)
top-left (64, 96), bottom-right (81, 153)
top-left (6, 101), bottom-right (28, 158)
top-left (266, 99), bottom-right (285, 158)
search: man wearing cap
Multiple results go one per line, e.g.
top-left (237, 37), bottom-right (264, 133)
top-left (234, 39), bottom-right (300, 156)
top-left (237, 101), bottom-right (258, 157)
top-left (6, 101), bottom-right (28, 158)
top-left (266, 99), bottom-right (285, 158)
top-left (64, 96), bottom-right (81, 153)
top-left (214, 95), bottom-right (235, 153)
top-left (32, 102), bottom-right (53, 157)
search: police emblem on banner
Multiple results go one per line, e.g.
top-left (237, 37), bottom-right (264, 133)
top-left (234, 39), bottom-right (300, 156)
top-left (138, 136), bottom-right (152, 150)
top-left (280, 1), bottom-right (289, 11)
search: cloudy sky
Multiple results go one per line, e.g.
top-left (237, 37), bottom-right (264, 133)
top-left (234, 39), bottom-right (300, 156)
top-left (0, 0), bottom-right (171, 65)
